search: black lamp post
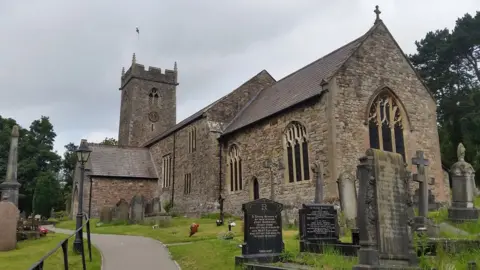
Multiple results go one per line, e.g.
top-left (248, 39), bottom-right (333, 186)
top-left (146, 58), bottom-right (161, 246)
top-left (73, 139), bottom-right (91, 253)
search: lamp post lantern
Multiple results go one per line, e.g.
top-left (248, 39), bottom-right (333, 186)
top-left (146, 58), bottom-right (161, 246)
top-left (73, 139), bottom-right (91, 253)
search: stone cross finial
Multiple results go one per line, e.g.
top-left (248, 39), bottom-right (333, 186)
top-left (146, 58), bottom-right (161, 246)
top-left (374, 5), bottom-right (381, 23)
top-left (174, 61), bottom-right (178, 72)
top-left (132, 53), bottom-right (136, 64)
top-left (457, 143), bottom-right (466, 162)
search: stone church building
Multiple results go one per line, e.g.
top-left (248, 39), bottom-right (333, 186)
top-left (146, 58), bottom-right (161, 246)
top-left (71, 11), bottom-right (449, 218)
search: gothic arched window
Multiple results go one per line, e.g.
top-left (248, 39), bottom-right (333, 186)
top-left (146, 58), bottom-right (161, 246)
top-left (149, 88), bottom-right (159, 106)
top-left (368, 91), bottom-right (406, 160)
top-left (228, 144), bottom-right (243, 192)
top-left (284, 122), bottom-right (310, 183)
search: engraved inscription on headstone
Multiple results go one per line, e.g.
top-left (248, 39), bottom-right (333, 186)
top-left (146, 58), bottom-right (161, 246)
top-left (354, 149), bottom-right (418, 269)
top-left (236, 198), bottom-right (284, 266)
top-left (300, 204), bottom-right (338, 242)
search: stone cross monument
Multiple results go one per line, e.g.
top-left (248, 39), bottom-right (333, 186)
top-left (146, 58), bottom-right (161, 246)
top-left (448, 143), bottom-right (479, 222)
top-left (411, 150), bottom-right (430, 228)
top-left (0, 125), bottom-right (21, 207)
top-left (311, 163), bottom-right (324, 203)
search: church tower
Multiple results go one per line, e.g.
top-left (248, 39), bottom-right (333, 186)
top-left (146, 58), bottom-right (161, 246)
top-left (118, 54), bottom-right (177, 147)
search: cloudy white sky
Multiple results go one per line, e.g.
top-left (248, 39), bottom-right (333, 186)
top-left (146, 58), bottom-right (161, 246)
top-left (1, 0), bottom-right (479, 155)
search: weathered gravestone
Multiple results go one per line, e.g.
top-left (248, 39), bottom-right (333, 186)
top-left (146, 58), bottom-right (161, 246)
top-left (114, 199), bottom-right (129, 221)
top-left (448, 143), bottom-right (479, 222)
top-left (354, 149), bottom-right (419, 269)
top-left (152, 197), bottom-right (162, 214)
top-left (0, 200), bottom-right (20, 251)
top-left (235, 198), bottom-right (284, 266)
top-left (130, 195), bottom-right (145, 223)
top-left (337, 172), bottom-right (357, 224)
top-left (99, 207), bottom-right (113, 223)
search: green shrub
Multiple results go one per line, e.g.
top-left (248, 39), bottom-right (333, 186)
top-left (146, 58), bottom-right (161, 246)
top-left (217, 231), bottom-right (235, 240)
top-left (164, 200), bottom-right (173, 213)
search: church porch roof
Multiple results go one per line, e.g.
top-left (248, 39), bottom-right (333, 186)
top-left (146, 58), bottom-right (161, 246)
top-left (85, 143), bottom-right (157, 179)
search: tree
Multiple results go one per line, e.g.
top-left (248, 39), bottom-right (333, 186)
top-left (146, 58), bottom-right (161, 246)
top-left (409, 11), bottom-right (480, 172)
top-left (32, 171), bottom-right (61, 218)
top-left (61, 142), bottom-right (78, 191)
top-left (0, 116), bottom-right (63, 215)
top-left (100, 137), bottom-right (118, 146)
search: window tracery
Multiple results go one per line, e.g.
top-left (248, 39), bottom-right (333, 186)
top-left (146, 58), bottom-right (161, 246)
top-left (284, 122), bottom-right (310, 183)
top-left (368, 91), bottom-right (406, 159)
top-left (228, 144), bottom-right (242, 192)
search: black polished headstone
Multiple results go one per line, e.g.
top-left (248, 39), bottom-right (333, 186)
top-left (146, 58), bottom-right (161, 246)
top-left (235, 198), bottom-right (284, 266)
top-left (298, 203), bottom-right (358, 256)
top-left (300, 204), bottom-right (338, 245)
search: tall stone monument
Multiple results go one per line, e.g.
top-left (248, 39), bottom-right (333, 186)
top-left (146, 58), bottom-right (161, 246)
top-left (0, 125), bottom-right (21, 206)
top-left (354, 149), bottom-right (418, 269)
top-left (448, 143), bottom-right (479, 222)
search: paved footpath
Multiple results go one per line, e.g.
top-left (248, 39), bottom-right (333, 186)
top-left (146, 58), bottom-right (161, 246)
top-left (45, 226), bottom-right (180, 270)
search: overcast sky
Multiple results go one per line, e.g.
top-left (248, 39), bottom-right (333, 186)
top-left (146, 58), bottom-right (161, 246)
top-left (1, 0), bottom-right (479, 155)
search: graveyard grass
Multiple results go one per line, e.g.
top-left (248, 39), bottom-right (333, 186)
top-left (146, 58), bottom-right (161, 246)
top-left (55, 198), bottom-right (480, 270)
top-left (0, 233), bottom-right (101, 270)
top-left (56, 216), bottom-right (358, 269)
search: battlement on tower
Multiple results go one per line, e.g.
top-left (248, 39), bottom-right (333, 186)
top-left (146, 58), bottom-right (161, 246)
top-left (119, 55), bottom-right (178, 90)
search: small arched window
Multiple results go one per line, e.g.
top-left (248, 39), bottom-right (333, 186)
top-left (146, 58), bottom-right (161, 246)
top-left (284, 122), bottom-right (310, 183)
top-left (368, 90), bottom-right (406, 160)
top-left (149, 88), bottom-right (159, 106)
top-left (228, 144), bottom-right (243, 192)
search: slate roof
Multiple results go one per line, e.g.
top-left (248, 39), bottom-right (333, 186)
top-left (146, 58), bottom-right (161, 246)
top-left (86, 143), bottom-right (157, 179)
top-left (142, 70), bottom-right (274, 147)
top-left (222, 30), bottom-right (371, 135)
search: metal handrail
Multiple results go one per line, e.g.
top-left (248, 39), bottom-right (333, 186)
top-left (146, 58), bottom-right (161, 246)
top-left (28, 212), bottom-right (93, 270)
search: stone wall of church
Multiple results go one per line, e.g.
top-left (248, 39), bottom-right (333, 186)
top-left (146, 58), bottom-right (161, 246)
top-left (206, 70), bottom-right (276, 124)
top-left (332, 23), bottom-right (447, 202)
top-left (221, 97), bottom-right (330, 217)
top-left (85, 177), bottom-right (156, 218)
top-left (149, 118), bottom-right (220, 216)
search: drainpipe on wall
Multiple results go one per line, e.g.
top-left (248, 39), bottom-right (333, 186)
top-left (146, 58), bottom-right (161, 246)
top-left (171, 132), bottom-right (176, 206)
top-left (218, 140), bottom-right (224, 222)
top-left (88, 176), bottom-right (93, 218)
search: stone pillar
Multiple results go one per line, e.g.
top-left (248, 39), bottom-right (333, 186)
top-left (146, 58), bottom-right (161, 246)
top-left (448, 143), bottom-right (479, 222)
top-left (0, 125), bottom-right (21, 207)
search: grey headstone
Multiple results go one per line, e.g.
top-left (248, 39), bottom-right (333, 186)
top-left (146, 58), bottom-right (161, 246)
top-left (99, 207), bottom-right (113, 223)
top-left (114, 199), bottom-right (129, 221)
top-left (337, 172), bottom-right (357, 223)
top-left (0, 201), bottom-right (20, 251)
top-left (354, 149), bottom-right (418, 269)
top-left (152, 197), bottom-right (162, 214)
top-left (448, 143), bottom-right (479, 221)
top-left (130, 195), bottom-right (145, 222)
top-left (144, 200), bottom-right (153, 216)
